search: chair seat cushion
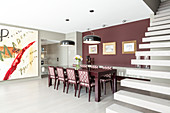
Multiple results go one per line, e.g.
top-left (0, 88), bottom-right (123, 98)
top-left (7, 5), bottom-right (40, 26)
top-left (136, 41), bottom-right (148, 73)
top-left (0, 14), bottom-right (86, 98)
top-left (80, 82), bottom-right (95, 87)
top-left (68, 80), bottom-right (79, 84)
top-left (58, 77), bottom-right (67, 81)
top-left (100, 78), bottom-right (112, 82)
top-left (49, 75), bottom-right (57, 79)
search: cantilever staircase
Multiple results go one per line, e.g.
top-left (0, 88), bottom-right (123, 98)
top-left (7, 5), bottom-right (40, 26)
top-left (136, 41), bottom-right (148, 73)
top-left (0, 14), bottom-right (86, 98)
top-left (106, 0), bottom-right (170, 113)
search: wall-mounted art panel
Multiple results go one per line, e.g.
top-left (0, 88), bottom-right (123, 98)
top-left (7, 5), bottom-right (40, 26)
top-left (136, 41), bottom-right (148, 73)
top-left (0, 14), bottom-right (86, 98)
top-left (0, 25), bottom-right (38, 81)
top-left (103, 42), bottom-right (116, 55)
top-left (89, 45), bottom-right (98, 54)
top-left (122, 40), bottom-right (137, 54)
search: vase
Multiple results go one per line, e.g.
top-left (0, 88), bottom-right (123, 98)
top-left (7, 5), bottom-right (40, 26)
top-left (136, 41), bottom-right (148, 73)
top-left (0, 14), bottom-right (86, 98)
top-left (76, 60), bottom-right (80, 68)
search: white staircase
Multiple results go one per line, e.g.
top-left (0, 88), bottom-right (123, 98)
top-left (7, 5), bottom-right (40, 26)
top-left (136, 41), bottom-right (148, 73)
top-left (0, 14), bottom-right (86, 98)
top-left (106, 0), bottom-right (170, 112)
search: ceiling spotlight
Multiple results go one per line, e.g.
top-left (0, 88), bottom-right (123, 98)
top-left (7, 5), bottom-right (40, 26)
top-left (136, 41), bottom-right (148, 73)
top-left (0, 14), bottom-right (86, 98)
top-left (65, 19), bottom-right (70, 21)
top-left (89, 10), bottom-right (94, 13)
top-left (102, 24), bottom-right (106, 27)
top-left (122, 20), bottom-right (127, 23)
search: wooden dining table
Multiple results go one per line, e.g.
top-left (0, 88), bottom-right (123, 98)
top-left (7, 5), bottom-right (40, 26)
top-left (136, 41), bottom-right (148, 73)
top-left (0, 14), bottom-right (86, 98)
top-left (57, 65), bottom-right (117, 102)
top-left (89, 68), bottom-right (117, 102)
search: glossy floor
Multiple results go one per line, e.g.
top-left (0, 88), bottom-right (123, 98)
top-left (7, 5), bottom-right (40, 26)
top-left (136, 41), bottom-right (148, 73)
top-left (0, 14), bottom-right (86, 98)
top-left (0, 77), bottom-right (158, 113)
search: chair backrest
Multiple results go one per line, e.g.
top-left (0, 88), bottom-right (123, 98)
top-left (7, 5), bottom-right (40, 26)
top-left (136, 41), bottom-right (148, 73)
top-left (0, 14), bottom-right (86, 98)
top-left (78, 69), bottom-right (90, 84)
top-left (80, 64), bottom-right (88, 69)
top-left (48, 66), bottom-right (56, 76)
top-left (102, 66), bottom-right (112, 70)
top-left (56, 67), bottom-right (65, 78)
top-left (66, 68), bottom-right (76, 81)
top-left (91, 65), bottom-right (99, 69)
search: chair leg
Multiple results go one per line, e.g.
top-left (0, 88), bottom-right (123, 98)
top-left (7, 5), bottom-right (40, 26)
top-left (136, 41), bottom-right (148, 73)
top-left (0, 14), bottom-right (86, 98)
top-left (74, 84), bottom-right (77, 97)
top-left (101, 81), bottom-right (103, 89)
top-left (54, 79), bottom-right (57, 89)
top-left (63, 81), bottom-right (66, 92)
top-left (48, 77), bottom-right (52, 87)
top-left (78, 85), bottom-right (82, 98)
top-left (110, 80), bottom-right (112, 90)
top-left (88, 87), bottom-right (91, 102)
top-left (66, 82), bottom-right (70, 94)
top-left (86, 87), bottom-right (87, 93)
top-left (104, 81), bottom-right (106, 95)
top-left (56, 80), bottom-right (60, 90)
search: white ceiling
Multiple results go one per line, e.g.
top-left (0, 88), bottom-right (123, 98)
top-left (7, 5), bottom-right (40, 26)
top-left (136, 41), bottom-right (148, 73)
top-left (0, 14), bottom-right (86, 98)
top-left (0, 0), bottom-right (152, 33)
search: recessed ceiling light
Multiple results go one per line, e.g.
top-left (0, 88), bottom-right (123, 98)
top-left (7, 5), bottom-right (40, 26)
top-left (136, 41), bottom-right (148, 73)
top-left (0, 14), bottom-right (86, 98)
top-left (122, 20), bottom-right (127, 23)
top-left (65, 19), bottom-right (70, 21)
top-left (89, 10), bottom-right (94, 13)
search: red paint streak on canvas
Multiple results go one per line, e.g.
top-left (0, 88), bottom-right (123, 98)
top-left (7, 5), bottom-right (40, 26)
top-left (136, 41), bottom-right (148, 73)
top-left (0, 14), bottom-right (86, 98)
top-left (3, 41), bottom-right (35, 80)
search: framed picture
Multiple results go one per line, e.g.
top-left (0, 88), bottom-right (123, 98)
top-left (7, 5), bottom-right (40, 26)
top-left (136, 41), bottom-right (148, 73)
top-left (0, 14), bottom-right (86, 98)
top-left (103, 42), bottom-right (116, 55)
top-left (122, 40), bottom-right (137, 54)
top-left (89, 45), bottom-right (98, 54)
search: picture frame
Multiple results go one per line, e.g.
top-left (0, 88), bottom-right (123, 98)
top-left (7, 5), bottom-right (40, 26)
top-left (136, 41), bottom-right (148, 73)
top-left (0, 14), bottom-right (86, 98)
top-left (103, 42), bottom-right (116, 55)
top-left (89, 45), bottom-right (98, 54)
top-left (122, 40), bottom-right (137, 54)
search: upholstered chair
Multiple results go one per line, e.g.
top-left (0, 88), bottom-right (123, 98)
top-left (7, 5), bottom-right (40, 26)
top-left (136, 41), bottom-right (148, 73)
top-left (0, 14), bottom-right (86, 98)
top-left (100, 66), bottom-right (113, 95)
top-left (78, 69), bottom-right (95, 102)
top-left (48, 66), bottom-right (58, 89)
top-left (56, 67), bottom-right (68, 92)
top-left (66, 68), bottom-right (79, 97)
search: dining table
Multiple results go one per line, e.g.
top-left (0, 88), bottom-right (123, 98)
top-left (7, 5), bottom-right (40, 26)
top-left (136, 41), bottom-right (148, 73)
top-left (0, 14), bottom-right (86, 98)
top-left (56, 65), bottom-right (117, 102)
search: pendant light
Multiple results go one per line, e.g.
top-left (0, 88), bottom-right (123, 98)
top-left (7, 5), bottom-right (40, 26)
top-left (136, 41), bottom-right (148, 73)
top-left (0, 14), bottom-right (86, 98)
top-left (83, 30), bottom-right (101, 44)
top-left (60, 40), bottom-right (75, 46)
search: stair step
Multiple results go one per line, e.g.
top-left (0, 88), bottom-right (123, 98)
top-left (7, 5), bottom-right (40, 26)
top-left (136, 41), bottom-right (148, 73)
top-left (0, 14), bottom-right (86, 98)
top-left (154, 12), bottom-right (170, 19)
top-left (148, 24), bottom-right (170, 31)
top-left (153, 15), bottom-right (170, 22)
top-left (160, 2), bottom-right (170, 8)
top-left (157, 8), bottom-right (170, 14)
top-left (106, 104), bottom-right (143, 113)
top-left (121, 79), bottom-right (170, 95)
top-left (135, 51), bottom-right (170, 56)
top-left (114, 90), bottom-right (170, 113)
top-left (145, 29), bottom-right (170, 36)
top-left (139, 42), bottom-right (170, 49)
top-left (161, 0), bottom-right (170, 5)
top-left (131, 59), bottom-right (170, 66)
top-left (158, 6), bottom-right (170, 11)
top-left (150, 19), bottom-right (170, 26)
top-left (126, 68), bottom-right (170, 79)
top-left (142, 35), bottom-right (170, 42)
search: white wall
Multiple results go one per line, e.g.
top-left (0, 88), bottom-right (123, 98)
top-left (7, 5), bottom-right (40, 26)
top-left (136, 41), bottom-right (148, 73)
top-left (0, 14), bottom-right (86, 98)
top-left (65, 31), bottom-right (82, 66)
top-left (45, 44), bottom-right (67, 66)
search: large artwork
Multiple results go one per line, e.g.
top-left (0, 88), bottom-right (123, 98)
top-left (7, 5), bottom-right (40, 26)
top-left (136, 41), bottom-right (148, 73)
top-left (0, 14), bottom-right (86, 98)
top-left (0, 25), bottom-right (38, 81)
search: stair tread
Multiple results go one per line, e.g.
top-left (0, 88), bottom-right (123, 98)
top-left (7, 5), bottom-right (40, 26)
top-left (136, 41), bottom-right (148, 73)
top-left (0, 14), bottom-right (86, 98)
top-left (135, 50), bottom-right (170, 56)
top-left (153, 15), bottom-right (170, 22)
top-left (114, 90), bottom-right (170, 112)
top-left (151, 19), bottom-right (170, 26)
top-left (131, 59), bottom-right (170, 66)
top-left (142, 35), bottom-right (170, 42)
top-left (139, 42), bottom-right (170, 49)
top-left (154, 12), bottom-right (170, 18)
top-left (148, 24), bottom-right (170, 31)
top-left (158, 6), bottom-right (170, 11)
top-left (145, 29), bottom-right (170, 36)
top-left (126, 68), bottom-right (170, 79)
top-left (121, 79), bottom-right (170, 95)
top-left (106, 104), bottom-right (143, 113)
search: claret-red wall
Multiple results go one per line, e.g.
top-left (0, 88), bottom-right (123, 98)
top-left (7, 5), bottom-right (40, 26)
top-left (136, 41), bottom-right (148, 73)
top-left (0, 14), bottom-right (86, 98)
top-left (82, 19), bottom-right (150, 67)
